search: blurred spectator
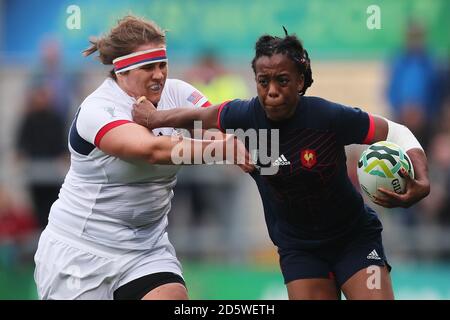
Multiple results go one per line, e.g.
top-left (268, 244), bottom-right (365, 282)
top-left (0, 186), bottom-right (36, 242)
top-left (386, 21), bottom-right (439, 150)
top-left (171, 51), bottom-right (250, 234)
top-left (436, 103), bottom-right (450, 134)
top-left (0, 185), bottom-right (37, 267)
top-left (184, 51), bottom-right (250, 104)
top-left (15, 85), bottom-right (68, 230)
top-left (420, 133), bottom-right (450, 225)
top-left (435, 52), bottom-right (450, 134)
top-left (30, 37), bottom-right (78, 127)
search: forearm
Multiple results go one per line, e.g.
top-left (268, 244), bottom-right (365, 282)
top-left (385, 119), bottom-right (429, 185)
top-left (151, 109), bottom-right (199, 129)
top-left (368, 116), bottom-right (431, 207)
top-left (387, 120), bottom-right (430, 191)
top-left (148, 135), bottom-right (230, 165)
top-left (133, 98), bottom-right (220, 130)
top-left (99, 123), bottom-right (231, 165)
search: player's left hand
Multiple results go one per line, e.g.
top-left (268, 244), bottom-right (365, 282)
top-left (373, 167), bottom-right (429, 208)
top-left (227, 135), bottom-right (255, 173)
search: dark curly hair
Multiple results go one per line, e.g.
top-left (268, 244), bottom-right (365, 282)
top-left (251, 34), bottom-right (313, 95)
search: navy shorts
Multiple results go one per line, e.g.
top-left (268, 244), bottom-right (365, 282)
top-left (278, 214), bottom-right (391, 287)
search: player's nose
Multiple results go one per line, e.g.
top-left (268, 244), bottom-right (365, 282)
top-left (267, 82), bottom-right (280, 98)
top-left (152, 66), bottom-right (165, 80)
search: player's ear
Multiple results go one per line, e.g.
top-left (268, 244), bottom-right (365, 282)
top-left (297, 74), bottom-right (305, 92)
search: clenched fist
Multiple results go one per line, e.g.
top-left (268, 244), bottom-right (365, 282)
top-left (132, 96), bottom-right (158, 129)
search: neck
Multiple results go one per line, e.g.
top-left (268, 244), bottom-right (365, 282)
top-left (285, 103), bottom-right (298, 119)
top-left (282, 95), bottom-right (301, 121)
top-left (116, 77), bottom-right (138, 99)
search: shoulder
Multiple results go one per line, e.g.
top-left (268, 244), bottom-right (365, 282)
top-left (302, 96), bottom-right (344, 117)
top-left (81, 78), bottom-right (128, 112)
top-left (81, 78), bottom-right (118, 106)
top-left (225, 96), bottom-right (259, 109)
top-left (301, 96), bottom-right (369, 134)
top-left (217, 97), bottom-right (259, 130)
top-left (164, 78), bottom-right (186, 89)
top-left (77, 79), bottom-right (132, 128)
top-left (305, 95), bottom-right (364, 113)
top-left (79, 95), bottom-right (116, 121)
top-left (163, 78), bottom-right (197, 96)
top-left (303, 95), bottom-right (336, 106)
top-left (162, 78), bottom-right (209, 108)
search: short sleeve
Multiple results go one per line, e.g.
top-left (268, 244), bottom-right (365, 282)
top-left (218, 99), bottom-right (253, 131)
top-left (77, 99), bottom-right (132, 147)
top-left (333, 103), bottom-right (372, 145)
top-left (171, 79), bottom-right (211, 108)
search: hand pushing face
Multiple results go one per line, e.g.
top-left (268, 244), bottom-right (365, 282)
top-left (254, 53), bottom-right (304, 122)
top-left (136, 96), bottom-right (147, 104)
top-left (132, 97), bottom-right (158, 129)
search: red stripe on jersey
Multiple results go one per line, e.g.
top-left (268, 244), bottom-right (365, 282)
top-left (94, 120), bottom-right (132, 147)
top-left (201, 101), bottom-right (212, 108)
top-left (363, 114), bottom-right (375, 144)
top-left (217, 100), bottom-right (231, 131)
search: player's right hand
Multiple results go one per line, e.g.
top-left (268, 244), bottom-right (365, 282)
top-left (132, 97), bottom-right (157, 129)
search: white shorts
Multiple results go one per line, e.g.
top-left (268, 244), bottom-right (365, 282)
top-left (34, 223), bottom-right (183, 300)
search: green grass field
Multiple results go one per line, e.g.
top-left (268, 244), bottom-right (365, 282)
top-left (1, 261), bottom-right (449, 300)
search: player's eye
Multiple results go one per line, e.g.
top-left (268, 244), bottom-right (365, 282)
top-left (278, 77), bottom-right (289, 86)
top-left (258, 78), bottom-right (269, 87)
top-left (140, 64), bottom-right (155, 71)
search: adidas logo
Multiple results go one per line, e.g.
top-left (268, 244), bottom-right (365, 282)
top-left (273, 155), bottom-right (291, 166)
top-left (367, 249), bottom-right (381, 260)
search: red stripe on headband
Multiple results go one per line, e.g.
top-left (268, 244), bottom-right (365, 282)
top-left (113, 49), bottom-right (166, 71)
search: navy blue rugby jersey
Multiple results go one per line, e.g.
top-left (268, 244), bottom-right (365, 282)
top-left (218, 96), bottom-right (380, 249)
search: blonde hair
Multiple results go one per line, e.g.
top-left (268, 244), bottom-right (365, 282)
top-left (83, 15), bottom-right (166, 78)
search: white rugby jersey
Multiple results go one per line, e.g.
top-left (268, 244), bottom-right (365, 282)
top-left (49, 77), bottom-right (210, 250)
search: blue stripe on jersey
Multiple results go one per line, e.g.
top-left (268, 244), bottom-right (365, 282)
top-left (69, 110), bottom-right (95, 156)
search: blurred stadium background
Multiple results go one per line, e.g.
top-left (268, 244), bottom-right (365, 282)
top-left (0, 0), bottom-right (449, 299)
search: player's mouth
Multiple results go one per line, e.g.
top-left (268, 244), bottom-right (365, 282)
top-left (265, 104), bottom-right (285, 111)
top-left (148, 83), bottom-right (163, 92)
top-left (263, 103), bottom-right (296, 121)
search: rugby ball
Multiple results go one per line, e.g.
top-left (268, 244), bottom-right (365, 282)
top-left (357, 141), bottom-right (414, 202)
